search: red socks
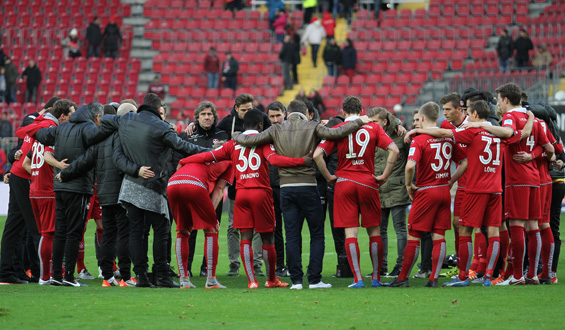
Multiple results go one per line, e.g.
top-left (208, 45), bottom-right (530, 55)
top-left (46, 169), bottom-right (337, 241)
top-left (369, 236), bottom-right (383, 282)
top-left (431, 239), bottom-right (446, 281)
top-left (499, 229), bottom-right (509, 276)
top-left (345, 237), bottom-right (362, 283)
top-left (485, 236), bottom-right (500, 279)
top-left (476, 233), bottom-right (488, 275)
top-left (454, 231), bottom-right (460, 258)
top-left (398, 240), bottom-right (420, 281)
top-left (540, 227), bottom-right (554, 279)
top-left (240, 239), bottom-right (256, 283)
top-left (262, 244), bottom-right (277, 281)
top-left (458, 235), bottom-right (472, 281)
top-left (204, 232), bottom-right (219, 278)
top-left (39, 233), bottom-right (54, 281)
top-left (509, 225), bottom-right (525, 279)
top-left (526, 229), bottom-right (541, 279)
top-left (176, 232), bottom-right (190, 278)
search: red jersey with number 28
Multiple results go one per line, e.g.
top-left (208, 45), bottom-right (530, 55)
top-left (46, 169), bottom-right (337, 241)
top-left (181, 130), bottom-right (305, 191)
top-left (408, 133), bottom-right (463, 187)
top-left (317, 120), bottom-right (394, 188)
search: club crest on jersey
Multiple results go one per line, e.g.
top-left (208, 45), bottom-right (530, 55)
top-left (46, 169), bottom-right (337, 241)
top-left (270, 144), bottom-right (276, 151)
top-left (409, 147), bottom-right (415, 156)
top-left (213, 139), bottom-right (219, 144)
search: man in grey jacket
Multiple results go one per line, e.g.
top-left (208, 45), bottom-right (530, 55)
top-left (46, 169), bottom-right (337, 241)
top-left (234, 100), bottom-right (371, 289)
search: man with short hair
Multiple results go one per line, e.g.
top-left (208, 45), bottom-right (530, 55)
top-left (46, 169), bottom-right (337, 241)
top-left (22, 59), bottom-right (41, 103)
top-left (86, 16), bottom-right (102, 58)
top-left (314, 97), bottom-right (399, 288)
top-left (222, 51), bottom-right (239, 91)
top-left (204, 47), bottom-right (220, 90)
top-left (234, 100), bottom-right (371, 289)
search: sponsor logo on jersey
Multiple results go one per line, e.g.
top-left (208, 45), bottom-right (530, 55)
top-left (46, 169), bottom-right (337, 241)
top-left (503, 119), bottom-right (513, 126)
top-left (409, 147), bottom-right (415, 156)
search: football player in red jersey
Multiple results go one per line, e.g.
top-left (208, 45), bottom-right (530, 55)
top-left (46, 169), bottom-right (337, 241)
top-left (387, 102), bottom-right (465, 287)
top-left (314, 96), bottom-right (399, 288)
top-left (183, 109), bottom-right (312, 289)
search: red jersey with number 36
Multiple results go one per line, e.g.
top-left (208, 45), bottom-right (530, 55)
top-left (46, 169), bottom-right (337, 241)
top-left (502, 108), bottom-right (549, 186)
top-left (317, 120), bottom-right (394, 188)
top-left (408, 133), bottom-right (463, 187)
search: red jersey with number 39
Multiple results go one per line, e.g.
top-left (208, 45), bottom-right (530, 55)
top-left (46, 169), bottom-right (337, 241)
top-left (441, 116), bottom-right (469, 189)
top-left (408, 133), bottom-right (462, 187)
top-left (317, 121), bottom-right (394, 187)
top-left (502, 108), bottom-right (549, 186)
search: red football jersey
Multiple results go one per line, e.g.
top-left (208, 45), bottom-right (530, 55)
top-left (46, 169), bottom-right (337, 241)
top-left (317, 121), bottom-right (394, 188)
top-left (169, 160), bottom-right (233, 193)
top-left (9, 135), bottom-right (33, 180)
top-left (441, 116), bottom-right (469, 189)
top-left (408, 133), bottom-right (463, 187)
top-left (181, 131), bottom-right (305, 191)
top-left (29, 140), bottom-right (55, 197)
top-left (536, 119), bottom-right (558, 185)
top-left (452, 127), bottom-right (518, 194)
top-left (502, 108), bottom-right (550, 186)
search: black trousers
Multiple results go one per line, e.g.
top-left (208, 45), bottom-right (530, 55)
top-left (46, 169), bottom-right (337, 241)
top-left (273, 187), bottom-right (285, 269)
top-left (550, 182), bottom-right (565, 272)
top-left (100, 204), bottom-right (131, 281)
top-left (0, 174), bottom-right (40, 279)
top-left (52, 191), bottom-right (89, 281)
top-left (327, 189), bottom-right (345, 261)
top-left (420, 232), bottom-right (433, 272)
top-left (187, 200), bottom-right (223, 273)
top-left (123, 202), bottom-right (169, 276)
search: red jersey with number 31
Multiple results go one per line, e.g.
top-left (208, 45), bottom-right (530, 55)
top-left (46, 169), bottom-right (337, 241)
top-left (317, 120), bottom-right (394, 188)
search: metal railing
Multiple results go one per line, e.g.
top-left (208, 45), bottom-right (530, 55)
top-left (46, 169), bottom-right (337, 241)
top-left (1, 137), bottom-right (18, 155)
top-left (551, 59), bottom-right (565, 99)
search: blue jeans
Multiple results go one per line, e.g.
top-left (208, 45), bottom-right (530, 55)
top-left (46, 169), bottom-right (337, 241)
top-left (280, 186), bottom-right (325, 285)
top-left (88, 44), bottom-right (100, 58)
top-left (311, 44), bottom-right (320, 67)
top-left (380, 205), bottom-right (408, 271)
top-left (326, 62), bottom-right (337, 77)
top-left (499, 59), bottom-right (510, 73)
top-left (207, 73), bottom-right (219, 89)
top-left (224, 76), bottom-right (237, 90)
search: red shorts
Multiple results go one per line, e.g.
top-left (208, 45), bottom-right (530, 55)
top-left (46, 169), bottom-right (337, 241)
top-left (453, 189), bottom-right (466, 218)
top-left (30, 197), bottom-right (56, 234)
top-left (233, 188), bottom-right (275, 233)
top-left (505, 186), bottom-right (540, 220)
top-left (167, 182), bottom-right (217, 232)
top-left (87, 193), bottom-right (102, 220)
top-left (538, 183), bottom-right (552, 225)
top-left (408, 185), bottom-right (451, 233)
top-left (460, 193), bottom-right (502, 228)
top-left (334, 179), bottom-right (381, 228)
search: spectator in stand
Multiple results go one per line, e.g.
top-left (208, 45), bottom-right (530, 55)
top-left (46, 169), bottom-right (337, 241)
top-left (303, 0), bottom-right (317, 25)
top-left (0, 67), bottom-right (6, 103)
top-left (279, 35), bottom-right (295, 90)
top-left (62, 28), bottom-right (82, 58)
top-left (514, 29), bottom-right (534, 69)
top-left (147, 76), bottom-right (166, 100)
top-left (308, 89), bottom-right (326, 114)
top-left (0, 45), bottom-right (7, 64)
top-left (295, 88), bottom-right (307, 101)
top-left (4, 59), bottom-right (18, 104)
top-left (341, 39), bottom-right (357, 82)
top-left (0, 147), bottom-right (6, 179)
top-left (103, 17), bottom-right (122, 59)
top-left (86, 16), bottom-right (103, 58)
top-left (22, 59), bottom-right (42, 103)
top-left (532, 43), bottom-right (553, 68)
top-left (340, 0), bottom-right (354, 26)
top-left (267, 0), bottom-right (286, 31)
top-left (273, 9), bottom-right (288, 44)
top-left (291, 34), bottom-right (301, 85)
top-left (253, 98), bottom-right (265, 113)
top-left (322, 38), bottom-right (341, 78)
top-left (496, 29), bottom-right (513, 73)
top-left (321, 11), bottom-right (335, 40)
top-left (301, 18), bottom-right (326, 68)
top-left (204, 47), bottom-right (220, 90)
top-left (222, 51), bottom-right (239, 91)
top-left (1, 112), bottom-right (12, 137)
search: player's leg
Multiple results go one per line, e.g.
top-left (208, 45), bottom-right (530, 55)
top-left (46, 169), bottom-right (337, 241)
top-left (379, 208), bottom-right (390, 276)
top-left (497, 222), bottom-right (510, 281)
top-left (430, 230), bottom-right (447, 286)
top-left (484, 226), bottom-right (500, 284)
top-left (367, 226), bottom-right (383, 287)
top-left (240, 229), bottom-right (257, 288)
top-left (456, 225), bottom-right (474, 282)
top-left (539, 184), bottom-right (554, 284)
top-left (505, 186), bottom-right (532, 284)
top-left (344, 227), bottom-right (363, 286)
top-left (525, 220), bottom-right (541, 284)
top-left (390, 231), bottom-right (421, 286)
top-left (76, 221), bottom-right (87, 275)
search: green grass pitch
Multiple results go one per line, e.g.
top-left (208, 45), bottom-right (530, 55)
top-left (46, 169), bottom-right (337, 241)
top-left (1, 214), bottom-right (564, 329)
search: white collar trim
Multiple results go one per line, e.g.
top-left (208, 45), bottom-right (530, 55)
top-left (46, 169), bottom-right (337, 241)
top-left (243, 130), bottom-right (259, 135)
top-left (345, 115), bottom-right (360, 122)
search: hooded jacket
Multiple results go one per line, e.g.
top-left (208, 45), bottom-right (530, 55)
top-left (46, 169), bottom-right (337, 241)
top-left (22, 65), bottom-right (41, 88)
top-left (34, 105), bottom-right (113, 195)
top-left (497, 35), bottom-right (513, 61)
top-left (323, 42), bottom-right (341, 64)
top-left (341, 45), bottom-right (357, 70)
top-left (86, 21), bottom-right (103, 45)
top-left (301, 20), bottom-right (326, 45)
top-left (100, 104), bottom-right (211, 195)
top-left (321, 12), bottom-right (336, 36)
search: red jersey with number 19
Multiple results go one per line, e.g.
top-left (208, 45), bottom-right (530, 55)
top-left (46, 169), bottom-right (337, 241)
top-left (317, 120), bottom-right (394, 187)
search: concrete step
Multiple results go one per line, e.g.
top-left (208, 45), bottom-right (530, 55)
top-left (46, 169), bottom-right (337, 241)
top-left (123, 17), bottom-right (149, 27)
top-left (121, 0), bottom-right (147, 4)
top-left (130, 49), bottom-right (158, 58)
top-left (132, 38), bottom-right (152, 48)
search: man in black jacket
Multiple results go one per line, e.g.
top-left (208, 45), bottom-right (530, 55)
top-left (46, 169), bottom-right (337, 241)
top-left (496, 29), bottom-right (513, 73)
top-left (100, 93), bottom-right (211, 288)
top-left (86, 16), bottom-right (103, 58)
top-left (322, 38), bottom-right (341, 78)
top-left (279, 35), bottom-right (295, 90)
top-left (34, 102), bottom-right (112, 287)
top-left (514, 29), bottom-right (534, 69)
top-left (175, 101), bottom-right (229, 277)
top-left (222, 52), bottom-right (239, 91)
top-left (22, 59), bottom-right (41, 103)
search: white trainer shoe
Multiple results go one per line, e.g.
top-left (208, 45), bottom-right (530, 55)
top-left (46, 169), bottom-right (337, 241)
top-left (309, 281), bottom-right (332, 289)
top-left (290, 283), bottom-right (303, 290)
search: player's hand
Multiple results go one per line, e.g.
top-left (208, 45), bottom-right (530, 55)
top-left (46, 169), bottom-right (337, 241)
top-left (526, 110), bottom-right (534, 119)
top-left (214, 221), bottom-right (220, 233)
top-left (373, 174), bottom-right (388, 186)
top-left (213, 140), bottom-right (226, 149)
top-left (395, 125), bottom-right (407, 136)
top-left (303, 151), bottom-right (313, 166)
top-left (404, 129), bottom-right (417, 143)
top-left (55, 173), bottom-right (62, 182)
top-left (176, 163), bottom-right (182, 171)
top-left (554, 159), bottom-right (564, 170)
top-left (3, 173), bottom-right (10, 184)
top-left (59, 158), bottom-right (69, 169)
top-left (359, 115), bottom-right (371, 124)
top-left (448, 179), bottom-right (455, 189)
top-left (462, 122), bottom-right (481, 129)
top-left (183, 122), bottom-right (196, 135)
top-left (138, 166), bottom-right (155, 179)
top-left (14, 150), bottom-right (23, 161)
top-left (512, 151), bottom-right (533, 163)
top-left (320, 119), bottom-right (328, 126)
top-left (327, 174), bottom-right (337, 185)
top-left (406, 184), bottom-right (419, 201)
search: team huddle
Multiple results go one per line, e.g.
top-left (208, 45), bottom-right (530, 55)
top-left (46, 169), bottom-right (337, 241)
top-left (0, 82), bottom-right (562, 289)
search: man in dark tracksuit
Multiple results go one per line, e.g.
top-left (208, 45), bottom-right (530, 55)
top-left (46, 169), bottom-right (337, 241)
top-left (34, 103), bottom-right (112, 286)
top-left (100, 93), bottom-right (211, 288)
